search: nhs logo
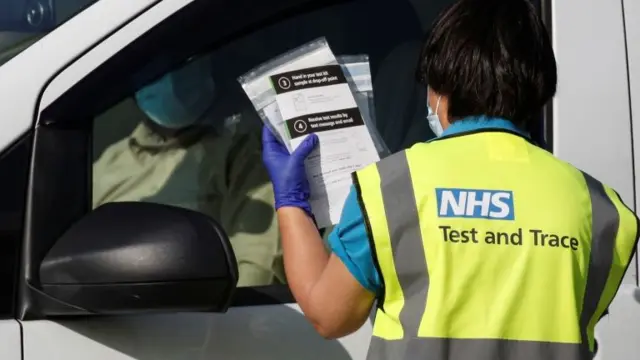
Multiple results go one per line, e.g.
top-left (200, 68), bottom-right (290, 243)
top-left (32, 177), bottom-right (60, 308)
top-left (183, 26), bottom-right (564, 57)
top-left (436, 188), bottom-right (514, 220)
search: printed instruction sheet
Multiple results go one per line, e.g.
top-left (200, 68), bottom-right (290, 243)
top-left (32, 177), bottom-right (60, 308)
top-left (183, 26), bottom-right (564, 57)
top-left (239, 41), bottom-right (336, 152)
top-left (270, 64), bottom-right (380, 227)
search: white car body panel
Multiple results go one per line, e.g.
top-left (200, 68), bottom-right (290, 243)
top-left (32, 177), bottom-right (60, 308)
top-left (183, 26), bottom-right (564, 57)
top-left (553, 0), bottom-right (634, 207)
top-left (0, 0), bottom-right (634, 359)
top-left (553, 1), bottom-right (640, 358)
top-left (22, 305), bottom-right (372, 360)
top-left (0, 320), bottom-right (22, 360)
top-left (624, 0), bottom-right (640, 275)
top-left (0, 0), bottom-right (158, 150)
top-left (39, 0), bottom-right (193, 111)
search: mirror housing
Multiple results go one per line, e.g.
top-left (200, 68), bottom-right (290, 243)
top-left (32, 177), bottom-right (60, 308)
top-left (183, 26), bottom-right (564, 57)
top-left (37, 202), bottom-right (238, 316)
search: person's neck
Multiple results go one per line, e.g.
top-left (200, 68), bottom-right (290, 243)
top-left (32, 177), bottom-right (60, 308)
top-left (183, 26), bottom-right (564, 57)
top-left (441, 116), bottom-right (528, 137)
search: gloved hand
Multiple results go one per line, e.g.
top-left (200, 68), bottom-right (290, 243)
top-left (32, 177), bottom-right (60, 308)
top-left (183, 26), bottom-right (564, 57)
top-left (261, 126), bottom-right (319, 216)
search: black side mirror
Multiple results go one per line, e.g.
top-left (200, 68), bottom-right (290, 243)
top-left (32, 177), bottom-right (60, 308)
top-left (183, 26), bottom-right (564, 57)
top-left (37, 202), bottom-right (238, 316)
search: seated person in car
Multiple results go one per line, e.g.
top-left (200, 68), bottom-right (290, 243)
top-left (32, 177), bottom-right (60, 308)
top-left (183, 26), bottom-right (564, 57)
top-left (92, 55), bottom-right (284, 287)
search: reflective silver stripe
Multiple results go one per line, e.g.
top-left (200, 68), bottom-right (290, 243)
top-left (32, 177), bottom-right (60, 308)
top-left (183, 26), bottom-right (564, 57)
top-left (376, 152), bottom-right (428, 336)
top-left (579, 172), bottom-right (619, 350)
top-left (367, 337), bottom-right (583, 360)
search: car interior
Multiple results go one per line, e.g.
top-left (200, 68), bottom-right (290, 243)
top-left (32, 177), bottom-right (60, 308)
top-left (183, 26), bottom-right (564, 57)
top-left (90, 0), bottom-right (444, 286)
top-left (14, 0), bottom-right (547, 310)
top-left (87, 0), bottom-right (552, 292)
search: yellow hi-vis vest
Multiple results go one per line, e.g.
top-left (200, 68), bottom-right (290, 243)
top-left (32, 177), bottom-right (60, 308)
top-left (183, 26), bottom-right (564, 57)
top-left (353, 130), bottom-right (639, 360)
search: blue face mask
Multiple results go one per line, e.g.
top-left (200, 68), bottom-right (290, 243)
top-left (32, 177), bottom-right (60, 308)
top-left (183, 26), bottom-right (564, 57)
top-left (426, 95), bottom-right (443, 137)
top-left (135, 57), bottom-right (215, 129)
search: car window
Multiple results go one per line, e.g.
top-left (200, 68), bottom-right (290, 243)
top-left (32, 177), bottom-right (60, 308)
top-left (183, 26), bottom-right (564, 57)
top-left (90, 0), bottom-right (441, 288)
top-left (0, 0), bottom-right (99, 66)
top-left (86, 0), bottom-right (550, 291)
top-left (79, 0), bottom-right (549, 292)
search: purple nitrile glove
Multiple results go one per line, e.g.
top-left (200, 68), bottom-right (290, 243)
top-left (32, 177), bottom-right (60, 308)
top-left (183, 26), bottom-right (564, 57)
top-left (261, 126), bottom-right (319, 217)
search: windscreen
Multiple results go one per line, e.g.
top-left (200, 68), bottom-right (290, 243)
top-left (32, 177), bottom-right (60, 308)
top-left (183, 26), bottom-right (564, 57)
top-left (0, 0), bottom-right (99, 66)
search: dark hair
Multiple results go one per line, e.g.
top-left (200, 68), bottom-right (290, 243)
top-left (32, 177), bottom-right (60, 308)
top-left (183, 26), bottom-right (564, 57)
top-left (417, 0), bottom-right (557, 127)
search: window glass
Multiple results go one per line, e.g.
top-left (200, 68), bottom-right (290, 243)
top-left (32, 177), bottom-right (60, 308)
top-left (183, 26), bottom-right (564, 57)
top-left (0, 0), bottom-right (99, 66)
top-left (91, 0), bottom-right (506, 288)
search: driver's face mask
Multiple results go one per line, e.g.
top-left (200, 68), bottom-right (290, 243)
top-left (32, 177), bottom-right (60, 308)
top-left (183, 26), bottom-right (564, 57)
top-left (135, 57), bottom-right (216, 129)
top-left (426, 95), bottom-right (443, 137)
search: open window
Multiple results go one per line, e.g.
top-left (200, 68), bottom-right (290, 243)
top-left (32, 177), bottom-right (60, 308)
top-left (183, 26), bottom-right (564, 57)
top-left (18, 0), bottom-right (552, 316)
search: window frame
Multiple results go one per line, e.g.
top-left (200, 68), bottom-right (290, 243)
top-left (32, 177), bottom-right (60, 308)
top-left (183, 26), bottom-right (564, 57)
top-left (31, 0), bottom-right (555, 311)
top-left (0, 131), bottom-right (32, 319)
top-left (38, 0), bottom-right (358, 308)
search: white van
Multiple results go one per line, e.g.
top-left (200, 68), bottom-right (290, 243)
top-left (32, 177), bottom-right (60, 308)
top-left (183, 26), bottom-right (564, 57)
top-left (0, 0), bottom-right (638, 359)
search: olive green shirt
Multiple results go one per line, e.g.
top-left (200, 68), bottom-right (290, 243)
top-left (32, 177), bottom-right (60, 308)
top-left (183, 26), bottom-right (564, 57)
top-left (93, 123), bottom-right (284, 287)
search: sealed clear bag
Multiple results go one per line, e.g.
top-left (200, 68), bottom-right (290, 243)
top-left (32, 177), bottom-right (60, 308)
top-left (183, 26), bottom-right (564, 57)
top-left (238, 38), bottom-right (337, 152)
top-left (238, 39), bottom-right (389, 226)
top-left (337, 55), bottom-right (390, 158)
top-left (238, 39), bottom-right (389, 157)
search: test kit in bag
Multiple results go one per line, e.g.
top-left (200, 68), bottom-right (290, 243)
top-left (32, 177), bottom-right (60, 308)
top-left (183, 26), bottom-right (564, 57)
top-left (238, 38), bottom-right (385, 227)
top-left (238, 38), bottom-right (336, 152)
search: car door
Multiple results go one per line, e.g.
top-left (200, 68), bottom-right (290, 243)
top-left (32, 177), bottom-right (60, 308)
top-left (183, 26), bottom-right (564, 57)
top-left (19, 0), bottom-right (432, 358)
top-left (7, 1), bottom-right (638, 360)
top-left (18, 0), bottom-right (554, 357)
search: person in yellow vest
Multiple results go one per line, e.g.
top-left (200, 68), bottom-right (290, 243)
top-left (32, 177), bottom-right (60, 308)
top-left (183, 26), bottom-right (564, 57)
top-left (261, 0), bottom-right (639, 359)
